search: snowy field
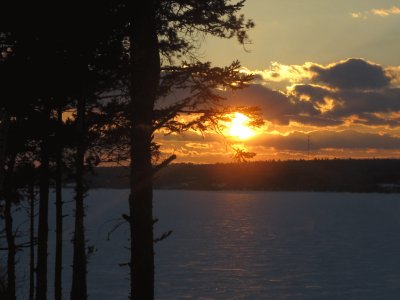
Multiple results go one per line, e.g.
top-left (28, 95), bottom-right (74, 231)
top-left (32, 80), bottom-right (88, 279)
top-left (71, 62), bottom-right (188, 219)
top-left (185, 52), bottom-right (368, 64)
top-left (11, 189), bottom-right (400, 299)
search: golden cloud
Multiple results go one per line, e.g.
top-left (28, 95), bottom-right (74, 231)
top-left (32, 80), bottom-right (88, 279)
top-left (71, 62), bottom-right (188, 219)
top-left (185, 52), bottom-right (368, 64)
top-left (351, 6), bottom-right (400, 19)
top-left (371, 6), bottom-right (400, 17)
top-left (385, 66), bottom-right (400, 87)
top-left (240, 62), bottom-right (313, 86)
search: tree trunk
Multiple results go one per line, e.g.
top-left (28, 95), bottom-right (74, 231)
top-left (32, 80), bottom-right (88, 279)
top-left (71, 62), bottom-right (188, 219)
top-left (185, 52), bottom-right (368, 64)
top-left (29, 180), bottom-right (35, 300)
top-left (35, 109), bottom-right (50, 300)
top-left (129, 1), bottom-right (160, 299)
top-left (0, 109), bottom-right (9, 193)
top-left (70, 98), bottom-right (87, 300)
top-left (4, 155), bottom-right (16, 300)
top-left (54, 106), bottom-right (63, 300)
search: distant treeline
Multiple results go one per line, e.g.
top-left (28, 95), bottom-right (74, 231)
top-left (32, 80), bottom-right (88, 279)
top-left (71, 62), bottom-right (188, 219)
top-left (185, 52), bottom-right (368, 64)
top-left (89, 159), bottom-right (400, 193)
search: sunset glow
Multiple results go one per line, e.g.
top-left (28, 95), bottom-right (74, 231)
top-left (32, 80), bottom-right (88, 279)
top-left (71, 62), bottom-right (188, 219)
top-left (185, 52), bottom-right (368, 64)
top-left (229, 112), bottom-right (256, 139)
top-left (153, 1), bottom-right (400, 163)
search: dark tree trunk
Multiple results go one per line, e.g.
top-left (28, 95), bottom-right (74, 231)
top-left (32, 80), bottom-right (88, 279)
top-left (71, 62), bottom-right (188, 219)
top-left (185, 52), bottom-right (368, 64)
top-left (54, 106), bottom-right (63, 300)
top-left (0, 109), bottom-right (9, 192)
top-left (29, 181), bottom-right (35, 300)
top-left (4, 156), bottom-right (16, 300)
top-left (35, 109), bottom-right (50, 300)
top-left (129, 1), bottom-right (160, 299)
top-left (70, 98), bottom-right (87, 300)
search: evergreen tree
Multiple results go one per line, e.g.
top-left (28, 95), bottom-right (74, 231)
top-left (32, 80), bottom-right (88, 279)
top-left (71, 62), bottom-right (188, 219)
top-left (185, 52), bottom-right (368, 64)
top-left (125, 1), bottom-right (255, 298)
top-left (1, 2), bottom-right (258, 299)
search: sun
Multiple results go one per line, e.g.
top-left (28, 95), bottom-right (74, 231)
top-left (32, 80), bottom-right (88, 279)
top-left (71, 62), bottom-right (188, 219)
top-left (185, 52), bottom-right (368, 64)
top-left (229, 112), bottom-right (255, 139)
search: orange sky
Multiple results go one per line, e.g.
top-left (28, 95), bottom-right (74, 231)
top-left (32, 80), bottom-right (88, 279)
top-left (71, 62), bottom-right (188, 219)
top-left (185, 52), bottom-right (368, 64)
top-left (155, 58), bottom-right (400, 163)
top-left (154, 0), bottom-right (400, 163)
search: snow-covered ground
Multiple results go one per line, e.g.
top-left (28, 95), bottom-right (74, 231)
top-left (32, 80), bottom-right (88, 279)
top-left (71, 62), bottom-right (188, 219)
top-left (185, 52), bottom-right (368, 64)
top-left (11, 190), bottom-right (400, 299)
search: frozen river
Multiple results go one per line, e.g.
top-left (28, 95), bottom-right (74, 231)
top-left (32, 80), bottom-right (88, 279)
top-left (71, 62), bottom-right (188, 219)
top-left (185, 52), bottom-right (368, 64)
top-left (13, 190), bottom-right (400, 299)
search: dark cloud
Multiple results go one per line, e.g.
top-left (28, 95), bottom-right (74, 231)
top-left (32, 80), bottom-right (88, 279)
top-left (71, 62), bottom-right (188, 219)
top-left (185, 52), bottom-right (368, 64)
top-left (225, 81), bottom-right (400, 127)
top-left (293, 84), bottom-right (331, 99)
top-left (292, 83), bottom-right (400, 126)
top-left (351, 112), bottom-right (400, 128)
top-left (333, 88), bottom-right (400, 118)
top-left (249, 130), bottom-right (400, 151)
top-left (309, 58), bottom-right (391, 89)
top-left (159, 59), bottom-right (400, 128)
top-left (270, 72), bottom-right (280, 78)
top-left (289, 115), bottom-right (343, 127)
top-left (310, 130), bottom-right (400, 149)
top-left (155, 131), bottom-right (221, 142)
top-left (291, 84), bottom-right (335, 115)
top-left (225, 84), bottom-right (317, 125)
top-left (252, 73), bottom-right (265, 81)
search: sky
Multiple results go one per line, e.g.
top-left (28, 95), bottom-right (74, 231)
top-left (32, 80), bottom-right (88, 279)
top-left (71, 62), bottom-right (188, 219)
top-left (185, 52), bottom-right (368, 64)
top-left (155, 0), bottom-right (400, 163)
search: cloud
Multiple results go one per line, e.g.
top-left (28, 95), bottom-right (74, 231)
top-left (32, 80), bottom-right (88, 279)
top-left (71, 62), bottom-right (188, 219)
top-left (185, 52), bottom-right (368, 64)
top-left (308, 58), bottom-right (391, 89)
top-left (291, 83), bottom-right (400, 126)
top-left (154, 59), bottom-right (400, 162)
top-left (185, 143), bottom-right (212, 149)
top-left (243, 59), bottom-right (393, 90)
top-left (155, 130), bottom-right (221, 143)
top-left (371, 6), bottom-right (400, 17)
top-left (240, 62), bottom-right (312, 88)
top-left (385, 66), bottom-right (400, 87)
top-left (159, 59), bottom-right (400, 129)
top-left (224, 84), bottom-right (317, 125)
top-left (224, 82), bottom-right (400, 128)
top-left (249, 130), bottom-right (400, 151)
top-left (238, 59), bottom-right (400, 127)
top-left (351, 6), bottom-right (400, 19)
top-left (350, 12), bottom-right (366, 19)
top-left (157, 129), bottom-right (400, 163)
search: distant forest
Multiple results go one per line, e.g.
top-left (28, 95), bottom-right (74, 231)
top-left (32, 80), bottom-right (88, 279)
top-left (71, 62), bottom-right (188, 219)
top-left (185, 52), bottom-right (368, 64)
top-left (89, 159), bottom-right (400, 193)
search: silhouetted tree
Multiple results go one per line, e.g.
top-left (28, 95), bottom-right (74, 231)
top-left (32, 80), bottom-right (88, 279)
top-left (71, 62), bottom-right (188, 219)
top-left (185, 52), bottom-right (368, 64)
top-left (2, 4), bottom-right (124, 299)
top-left (36, 105), bottom-right (51, 300)
top-left (126, 1), bottom-right (255, 298)
top-left (1, 2), bottom-right (257, 299)
top-left (0, 109), bottom-right (8, 196)
top-left (9, 163), bottom-right (38, 300)
top-left (1, 114), bottom-right (40, 300)
top-left (54, 105), bottom-right (64, 300)
top-left (70, 98), bottom-right (88, 300)
top-left (0, 264), bottom-right (6, 299)
top-left (28, 170), bottom-right (36, 300)
top-left (4, 153), bottom-right (16, 300)
top-left (233, 148), bottom-right (256, 163)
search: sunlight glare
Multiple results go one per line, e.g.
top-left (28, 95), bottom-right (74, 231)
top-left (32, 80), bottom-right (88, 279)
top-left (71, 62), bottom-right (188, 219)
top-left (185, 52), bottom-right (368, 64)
top-left (229, 112), bottom-right (255, 139)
